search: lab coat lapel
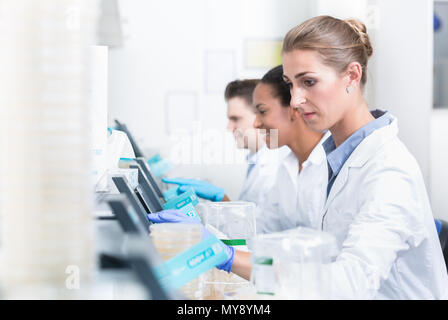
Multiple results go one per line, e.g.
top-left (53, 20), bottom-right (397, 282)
top-left (324, 162), bottom-right (350, 213)
top-left (322, 117), bottom-right (399, 214)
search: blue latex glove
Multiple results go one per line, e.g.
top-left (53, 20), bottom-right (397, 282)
top-left (162, 178), bottom-right (225, 202)
top-left (147, 210), bottom-right (235, 272)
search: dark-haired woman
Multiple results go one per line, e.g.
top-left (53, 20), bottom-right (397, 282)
top-left (252, 65), bottom-right (330, 234)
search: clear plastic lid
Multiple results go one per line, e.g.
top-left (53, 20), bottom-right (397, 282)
top-left (249, 227), bottom-right (339, 264)
top-left (204, 201), bottom-right (256, 241)
top-left (207, 201), bottom-right (256, 209)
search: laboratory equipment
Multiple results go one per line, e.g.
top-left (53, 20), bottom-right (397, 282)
top-left (104, 196), bottom-right (184, 299)
top-left (106, 129), bottom-right (136, 168)
top-left (130, 163), bottom-right (164, 211)
top-left (119, 158), bottom-right (165, 210)
top-left (114, 119), bottom-right (145, 158)
top-left (136, 157), bottom-right (165, 201)
top-left (150, 223), bottom-right (204, 299)
top-left (204, 201), bottom-right (256, 245)
top-left (111, 175), bottom-right (152, 233)
top-left (107, 168), bottom-right (139, 192)
top-left (106, 195), bottom-right (148, 235)
top-left (121, 234), bottom-right (183, 300)
top-left (201, 201), bottom-right (256, 299)
top-left (248, 227), bottom-right (338, 299)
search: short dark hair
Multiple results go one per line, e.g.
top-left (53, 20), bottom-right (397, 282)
top-left (260, 65), bottom-right (291, 107)
top-left (224, 79), bottom-right (260, 106)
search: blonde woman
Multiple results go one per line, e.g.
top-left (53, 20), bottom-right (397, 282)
top-left (149, 16), bottom-right (448, 299)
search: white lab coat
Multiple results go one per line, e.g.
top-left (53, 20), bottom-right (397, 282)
top-left (316, 116), bottom-right (448, 299)
top-left (238, 145), bottom-right (290, 206)
top-left (256, 132), bottom-right (330, 234)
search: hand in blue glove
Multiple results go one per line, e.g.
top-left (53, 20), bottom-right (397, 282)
top-left (147, 210), bottom-right (235, 273)
top-left (162, 178), bottom-right (226, 202)
top-left (147, 209), bottom-right (200, 224)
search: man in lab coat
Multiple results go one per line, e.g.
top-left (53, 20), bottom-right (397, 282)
top-left (163, 79), bottom-right (288, 205)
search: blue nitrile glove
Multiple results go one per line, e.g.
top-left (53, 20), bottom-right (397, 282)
top-left (162, 178), bottom-right (225, 202)
top-left (147, 210), bottom-right (235, 273)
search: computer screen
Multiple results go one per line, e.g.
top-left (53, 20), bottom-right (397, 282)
top-left (130, 164), bottom-right (164, 211)
top-left (136, 158), bottom-right (164, 200)
top-left (111, 175), bottom-right (152, 232)
top-left (107, 195), bottom-right (147, 235)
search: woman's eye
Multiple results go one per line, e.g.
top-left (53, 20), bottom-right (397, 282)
top-left (285, 82), bottom-right (292, 88)
top-left (304, 79), bottom-right (316, 87)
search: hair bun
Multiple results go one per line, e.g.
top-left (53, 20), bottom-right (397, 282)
top-left (344, 18), bottom-right (373, 58)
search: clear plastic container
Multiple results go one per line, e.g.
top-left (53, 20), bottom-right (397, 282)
top-left (248, 227), bottom-right (338, 299)
top-left (204, 201), bottom-right (256, 244)
top-left (202, 269), bottom-right (251, 300)
top-left (201, 201), bottom-right (256, 299)
top-left (149, 223), bottom-right (204, 299)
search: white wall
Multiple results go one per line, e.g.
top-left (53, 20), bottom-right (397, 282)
top-left (109, 0), bottom-right (437, 207)
top-left (432, 1), bottom-right (448, 220)
top-left (431, 110), bottom-right (448, 220)
top-left (317, 0), bottom-right (433, 191)
top-left (434, 1), bottom-right (448, 107)
top-left (108, 0), bottom-right (315, 199)
top-left (373, 0), bottom-right (433, 189)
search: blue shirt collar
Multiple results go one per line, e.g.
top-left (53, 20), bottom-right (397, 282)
top-left (323, 109), bottom-right (393, 178)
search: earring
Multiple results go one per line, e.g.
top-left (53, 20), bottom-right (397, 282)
top-left (346, 86), bottom-right (353, 94)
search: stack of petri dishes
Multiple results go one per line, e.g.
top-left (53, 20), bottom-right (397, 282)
top-left (150, 223), bottom-right (204, 299)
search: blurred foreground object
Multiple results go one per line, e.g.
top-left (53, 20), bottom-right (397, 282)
top-left (0, 0), bottom-right (100, 299)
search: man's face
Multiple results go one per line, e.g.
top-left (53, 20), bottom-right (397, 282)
top-left (226, 97), bottom-right (259, 150)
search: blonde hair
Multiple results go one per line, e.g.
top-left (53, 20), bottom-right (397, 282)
top-left (282, 15), bottom-right (373, 86)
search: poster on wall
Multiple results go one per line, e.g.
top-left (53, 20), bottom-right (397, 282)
top-left (244, 39), bottom-right (283, 69)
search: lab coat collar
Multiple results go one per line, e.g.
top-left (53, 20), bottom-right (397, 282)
top-left (283, 149), bottom-right (299, 181)
top-left (246, 149), bottom-right (258, 165)
top-left (324, 113), bottom-right (399, 210)
top-left (282, 131), bottom-right (330, 180)
top-left (306, 130), bottom-right (332, 166)
top-left (252, 145), bottom-right (290, 168)
top-left (347, 113), bottom-right (398, 168)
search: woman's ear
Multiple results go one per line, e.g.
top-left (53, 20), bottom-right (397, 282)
top-left (344, 61), bottom-right (362, 89)
top-left (289, 106), bottom-right (301, 122)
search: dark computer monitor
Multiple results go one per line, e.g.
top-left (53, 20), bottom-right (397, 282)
top-left (112, 175), bottom-right (152, 233)
top-left (105, 196), bottom-right (176, 299)
top-left (136, 158), bottom-right (164, 200)
top-left (130, 164), bottom-right (164, 212)
top-left (114, 119), bottom-right (145, 158)
top-left (106, 195), bottom-right (148, 235)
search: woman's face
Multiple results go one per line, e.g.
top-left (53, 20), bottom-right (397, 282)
top-left (282, 49), bottom-right (350, 132)
top-left (252, 83), bottom-right (293, 148)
